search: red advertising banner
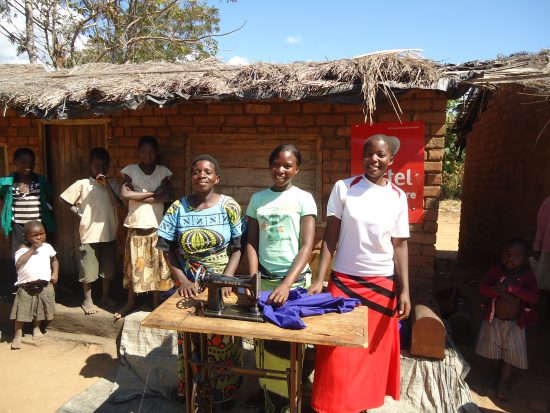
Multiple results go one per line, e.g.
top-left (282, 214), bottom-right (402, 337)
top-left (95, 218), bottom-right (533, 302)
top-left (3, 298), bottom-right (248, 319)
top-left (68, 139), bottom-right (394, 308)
top-left (351, 121), bottom-right (425, 223)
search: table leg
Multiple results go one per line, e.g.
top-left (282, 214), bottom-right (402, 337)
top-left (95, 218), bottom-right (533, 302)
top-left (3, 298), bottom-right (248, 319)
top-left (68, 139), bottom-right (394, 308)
top-left (289, 342), bottom-right (297, 413)
top-left (200, 333), bottom-right (212, 413)
top-left (296, 344), bottom-right (303, 413)
top-left (183, 332), bottom-right (192, 413)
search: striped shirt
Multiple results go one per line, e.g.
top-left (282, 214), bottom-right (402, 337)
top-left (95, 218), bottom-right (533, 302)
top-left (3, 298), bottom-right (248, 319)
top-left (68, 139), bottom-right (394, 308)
top-left (12, 180), bottom-right (41, 224)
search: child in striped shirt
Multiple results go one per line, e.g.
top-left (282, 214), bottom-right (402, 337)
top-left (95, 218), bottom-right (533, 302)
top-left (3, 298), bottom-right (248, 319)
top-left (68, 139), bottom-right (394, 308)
top-left (0, 148), bottom-right (56, 255)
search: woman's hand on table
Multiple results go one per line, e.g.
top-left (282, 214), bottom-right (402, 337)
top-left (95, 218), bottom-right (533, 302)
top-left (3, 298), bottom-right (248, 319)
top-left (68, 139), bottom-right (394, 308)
top-left (222, 287), bottom-right (233, 298)
top-left (178, 279), bottom-right (198, 298)
top-left (397, 290), bottom-right (411, 320)
top-left (307, 280), bottom-right (323, 295)
top-left (267, 283), bottom-right (291, 306)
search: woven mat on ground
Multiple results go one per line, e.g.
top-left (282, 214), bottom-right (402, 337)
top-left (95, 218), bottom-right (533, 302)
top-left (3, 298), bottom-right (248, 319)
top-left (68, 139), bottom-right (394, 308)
top-left (56, 311), bottom-right (181, 413)
top-left (370, 341), bottom-right (480, 413)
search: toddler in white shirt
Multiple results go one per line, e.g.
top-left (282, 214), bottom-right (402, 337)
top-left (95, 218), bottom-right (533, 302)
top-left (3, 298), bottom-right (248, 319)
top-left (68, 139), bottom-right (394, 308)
top-left (10, 220), bottom-right (58, 350)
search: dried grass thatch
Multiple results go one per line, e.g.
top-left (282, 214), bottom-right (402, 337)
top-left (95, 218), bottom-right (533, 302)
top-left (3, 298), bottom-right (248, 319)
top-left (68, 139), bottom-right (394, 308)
top-left (0, 50), bottom-right (449, 120)
top-left (450, 50), bottom-right (550, 148)
top-left (449, 50), bottom-right (550, 91)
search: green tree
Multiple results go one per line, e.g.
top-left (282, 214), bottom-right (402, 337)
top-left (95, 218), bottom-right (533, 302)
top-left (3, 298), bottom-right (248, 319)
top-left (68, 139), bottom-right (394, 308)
top-left (73, 0), bottom-right (223, 65)
top-left (442, 100), bottom-right (465, 199)
top-left (0, 0), bottom-right (233, 68)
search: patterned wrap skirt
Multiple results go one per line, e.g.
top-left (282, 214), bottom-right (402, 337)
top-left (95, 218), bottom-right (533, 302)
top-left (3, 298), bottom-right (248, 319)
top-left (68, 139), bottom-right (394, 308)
top-left (176, 333), bottom-right (243, 403)
top-left (175, 256), bottom-right (243, 404)
top-left (123, 228), bottom-right (173, 293)
top-left (311, 271), bottom-right (400, 413)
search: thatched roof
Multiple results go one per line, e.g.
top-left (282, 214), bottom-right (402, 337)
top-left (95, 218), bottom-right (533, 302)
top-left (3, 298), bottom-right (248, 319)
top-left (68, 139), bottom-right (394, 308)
top-left (2, 49), bottom-right (548, 126)
top-left (449, 50), bottom-right (550, 90)
top-left (450, 50), bottom-right (550, 148)
top-left (0, 50), bottom-right (456, 120)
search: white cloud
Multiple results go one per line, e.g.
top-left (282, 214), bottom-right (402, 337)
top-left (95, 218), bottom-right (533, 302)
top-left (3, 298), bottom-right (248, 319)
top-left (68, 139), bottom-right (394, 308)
top-left (285, 36), bottom-right (302, 45)
top-left (177, 51), bottom-right (200, 62)
top-left (0, 36), bottom-right (27, 64)
top-left (226, 56), bottom-right (250, 66)
top-left (0, 11), bottom-right (28, 64)
top-left (0, 4), bottom-right (87, 65)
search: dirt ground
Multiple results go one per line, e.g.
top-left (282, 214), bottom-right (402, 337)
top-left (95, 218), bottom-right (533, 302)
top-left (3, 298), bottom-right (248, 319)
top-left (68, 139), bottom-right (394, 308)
top-left (0, 199), bottom-right (548, 413)
top-left (0, 330), bottom-right (118, 413)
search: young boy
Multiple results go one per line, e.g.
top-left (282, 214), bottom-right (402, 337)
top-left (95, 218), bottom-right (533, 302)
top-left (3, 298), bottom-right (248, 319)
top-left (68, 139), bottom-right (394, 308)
top-left (0, 147), bottom-right (56, 255)
top-left (11, 220), bottom-right (58, 349)
top-left (60, 148), bottom-right (123, 315)
top-left (475, 238), bottom-right (538, 399)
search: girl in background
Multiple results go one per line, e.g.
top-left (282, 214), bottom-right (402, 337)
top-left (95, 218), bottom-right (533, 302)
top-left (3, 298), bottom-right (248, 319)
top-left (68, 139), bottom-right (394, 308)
top-left (115, 136), bottom-right (173, 320)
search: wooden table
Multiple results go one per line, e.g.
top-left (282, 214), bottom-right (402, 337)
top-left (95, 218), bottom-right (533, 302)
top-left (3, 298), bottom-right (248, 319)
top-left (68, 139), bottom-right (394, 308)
top-left (141, 291), bottom-right (368, 412)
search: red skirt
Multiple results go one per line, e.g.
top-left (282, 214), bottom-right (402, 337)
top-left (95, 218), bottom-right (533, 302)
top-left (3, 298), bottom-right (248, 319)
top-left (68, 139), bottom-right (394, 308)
top-left (311, 272), bottom-right (400, 413)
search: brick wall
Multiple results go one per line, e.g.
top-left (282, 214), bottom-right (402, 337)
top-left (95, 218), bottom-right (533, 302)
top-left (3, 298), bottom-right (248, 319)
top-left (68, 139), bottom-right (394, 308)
top-left (0, 89), bottom-right (447, 292)
top-left (459, 85), bottom-right (550, 268)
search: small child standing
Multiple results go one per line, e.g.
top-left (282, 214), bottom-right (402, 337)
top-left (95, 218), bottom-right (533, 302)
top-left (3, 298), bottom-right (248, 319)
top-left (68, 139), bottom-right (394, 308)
top-left (0, 148), bottom-right (56, 255)
top-left (10, 220), bottom-right (59, 350)
top-left (60, 148), bottom-right (123, 315)
top-left (475, 237), bottom-right (538, 399)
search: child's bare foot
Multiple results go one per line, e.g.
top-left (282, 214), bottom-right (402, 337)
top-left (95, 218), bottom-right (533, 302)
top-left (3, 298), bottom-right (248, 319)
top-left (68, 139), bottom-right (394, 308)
top-left (113, 303), bottom-right (134, 322)
top-left (11, 336), bottom-right (22, 350)
top-left (33, 326), bottom-right (43, 340)
top-left (81, 298), bottom-right (98, 315)
top-left (12, 323), bottom-right (23, 350)
top-left (477, 376), bottom-right (498, 396)
top-left (497, 381), bottom-right (513, 400)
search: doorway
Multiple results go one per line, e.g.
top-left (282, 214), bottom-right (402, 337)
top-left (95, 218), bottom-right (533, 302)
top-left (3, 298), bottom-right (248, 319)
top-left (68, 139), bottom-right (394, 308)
top-left (41, 121), bottom-right (109, 283)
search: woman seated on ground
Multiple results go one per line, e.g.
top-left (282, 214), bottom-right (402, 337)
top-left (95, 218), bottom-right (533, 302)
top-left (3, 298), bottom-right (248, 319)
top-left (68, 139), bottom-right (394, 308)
top-left (156, 154), bottom-right (245, 406)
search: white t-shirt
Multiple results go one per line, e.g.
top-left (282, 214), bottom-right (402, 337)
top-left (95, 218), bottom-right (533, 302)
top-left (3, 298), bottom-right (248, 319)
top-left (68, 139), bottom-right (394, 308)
top-left (328, 175), bottom-right (409, 277)
top-left (14, 242), bottom-right (57, 285)
top-left (121, 164), bottom-right (172, 229)
top-left (60, 178), bottom-right (120, 243)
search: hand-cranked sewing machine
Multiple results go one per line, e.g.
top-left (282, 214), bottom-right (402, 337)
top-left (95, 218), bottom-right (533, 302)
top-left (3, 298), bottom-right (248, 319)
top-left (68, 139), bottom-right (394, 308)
top-left (196, 266), bottom-right (264, 322)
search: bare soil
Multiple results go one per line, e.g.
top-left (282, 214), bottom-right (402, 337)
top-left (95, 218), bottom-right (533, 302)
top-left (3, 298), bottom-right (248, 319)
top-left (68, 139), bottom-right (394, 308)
top-left (0, 199), bottom-right (548, 413)
top-left (0, 330), bottom-right (118, 413)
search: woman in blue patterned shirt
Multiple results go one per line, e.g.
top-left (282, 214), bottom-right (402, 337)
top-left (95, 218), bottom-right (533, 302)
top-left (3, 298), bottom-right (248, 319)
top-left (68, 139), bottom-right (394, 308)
top-left (156, 154), bottom-right (245, 406)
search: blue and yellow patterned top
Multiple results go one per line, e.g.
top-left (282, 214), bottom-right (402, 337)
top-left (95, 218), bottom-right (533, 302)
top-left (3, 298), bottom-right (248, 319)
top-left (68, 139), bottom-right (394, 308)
top-left (157, 195), bottom-right (245, 280)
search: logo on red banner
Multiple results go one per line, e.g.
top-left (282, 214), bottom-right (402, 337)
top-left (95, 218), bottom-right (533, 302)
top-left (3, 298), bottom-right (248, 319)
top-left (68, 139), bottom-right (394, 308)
top-left (351, 121), bottom-right (425, 223)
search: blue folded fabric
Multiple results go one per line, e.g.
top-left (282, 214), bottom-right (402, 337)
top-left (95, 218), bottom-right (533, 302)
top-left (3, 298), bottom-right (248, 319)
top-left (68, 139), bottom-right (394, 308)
top-left (259, 287), bottom-right (360, 329)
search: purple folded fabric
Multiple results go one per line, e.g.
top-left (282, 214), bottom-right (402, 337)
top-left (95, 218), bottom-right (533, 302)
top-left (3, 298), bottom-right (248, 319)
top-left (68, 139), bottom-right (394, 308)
top-left (259, 287), bottom-right (360, 329)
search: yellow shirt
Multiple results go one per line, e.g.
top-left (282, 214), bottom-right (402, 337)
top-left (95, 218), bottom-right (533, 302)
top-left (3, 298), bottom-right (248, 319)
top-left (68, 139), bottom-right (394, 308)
top-left (60, 178), bottom-right (120, 243)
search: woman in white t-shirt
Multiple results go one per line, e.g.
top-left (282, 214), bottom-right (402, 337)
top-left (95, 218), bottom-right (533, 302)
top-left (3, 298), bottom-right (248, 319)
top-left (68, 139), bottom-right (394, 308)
top-left (114, 136), bottom-right (174, 320)
top-left (308, 134), bottom-right (410, 413)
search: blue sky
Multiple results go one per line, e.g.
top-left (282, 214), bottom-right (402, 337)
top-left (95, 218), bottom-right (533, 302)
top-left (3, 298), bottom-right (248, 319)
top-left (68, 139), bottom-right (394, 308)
top-left (213, 0), bottom-right (550, 64)
top-left (0, 0), bottom-right (548, 64)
